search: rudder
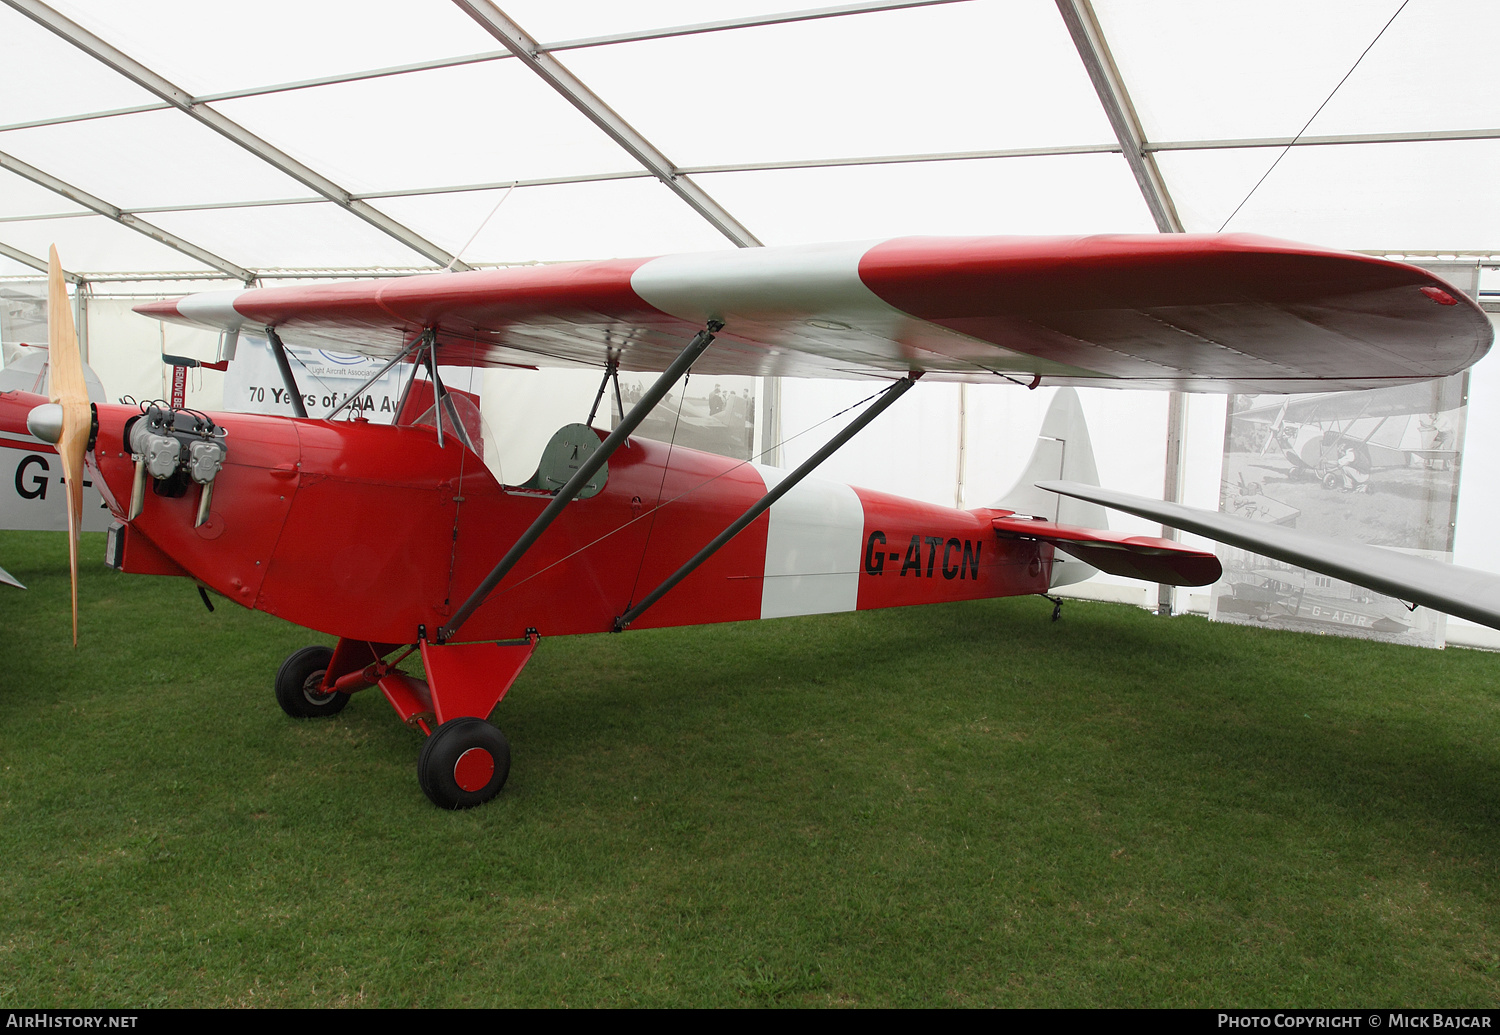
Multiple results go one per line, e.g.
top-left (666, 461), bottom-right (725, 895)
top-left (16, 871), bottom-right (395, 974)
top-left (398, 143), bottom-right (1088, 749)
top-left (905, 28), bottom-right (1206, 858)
top-left (992, 388), bottom-right (1107, 588)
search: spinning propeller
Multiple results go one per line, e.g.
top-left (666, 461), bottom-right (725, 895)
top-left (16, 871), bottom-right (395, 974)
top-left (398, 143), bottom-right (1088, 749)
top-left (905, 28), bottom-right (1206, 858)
top-left (25, 247), bottom-right (93, 645)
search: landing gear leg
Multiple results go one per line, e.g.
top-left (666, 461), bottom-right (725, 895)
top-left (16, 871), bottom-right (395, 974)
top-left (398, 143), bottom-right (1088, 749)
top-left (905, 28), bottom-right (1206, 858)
top-left (380, 635), bottom-right (539, 808)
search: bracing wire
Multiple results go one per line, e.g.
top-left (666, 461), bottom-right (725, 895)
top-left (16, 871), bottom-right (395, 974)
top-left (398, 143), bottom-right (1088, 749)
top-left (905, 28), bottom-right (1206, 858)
top-left (444, 183), bottom-right (518, 273)
top-left (284, 347), bottom-right (358, 410)
top-left (625, 374), bottom-right (692, 610)
top-left (488, 382), bottom-right (894, 602)
top-left (1217, 0), bottom-right (1410, 233)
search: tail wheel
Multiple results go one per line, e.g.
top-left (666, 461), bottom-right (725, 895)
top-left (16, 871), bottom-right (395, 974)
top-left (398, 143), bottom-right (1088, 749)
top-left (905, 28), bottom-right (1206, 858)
top-left (274, 645), bottom-right (348, 718)
top-left (418, 717), bottom-right (511, 809)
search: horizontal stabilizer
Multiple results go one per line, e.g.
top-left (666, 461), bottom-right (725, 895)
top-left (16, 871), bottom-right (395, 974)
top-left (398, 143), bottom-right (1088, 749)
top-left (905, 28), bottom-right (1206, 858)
top-left (992, 513), bottom-right (1221, 587)
top-left (1039, 480), bottom-right (1500, 632)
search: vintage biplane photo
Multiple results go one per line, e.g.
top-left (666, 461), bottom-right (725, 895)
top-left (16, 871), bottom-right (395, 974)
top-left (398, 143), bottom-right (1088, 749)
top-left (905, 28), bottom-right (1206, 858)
top-left (0, 339), bottom-right (112, 587)
top-left (1212, 374), bottom-right (1471, 646)
top-left (1212, 561), bottom-right (1421, 635)
top-left (1231, 378), bottom-right (1467, 493)
top-left (3, 234), bottom-right (1494, 807)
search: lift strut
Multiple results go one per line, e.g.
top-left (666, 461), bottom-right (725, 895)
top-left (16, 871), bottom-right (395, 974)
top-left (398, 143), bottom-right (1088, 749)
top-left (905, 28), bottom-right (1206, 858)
top-left (436, 321), bottom-right (724, 642)
top-left (424, 339), bottom-right (448, 448)
top-left (325, 329), bottom-right (429, 421)
top-left (264, 326), bottom-right (307, 418)
top-left (613, 372), bottom-right (920, 631)
top-left (586, 353), bottom-right (621, 427)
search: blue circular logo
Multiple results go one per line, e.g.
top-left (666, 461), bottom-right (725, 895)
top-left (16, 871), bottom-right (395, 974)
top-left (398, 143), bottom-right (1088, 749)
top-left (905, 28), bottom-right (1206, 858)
top-left (316, 350), bottom-right (366, 366)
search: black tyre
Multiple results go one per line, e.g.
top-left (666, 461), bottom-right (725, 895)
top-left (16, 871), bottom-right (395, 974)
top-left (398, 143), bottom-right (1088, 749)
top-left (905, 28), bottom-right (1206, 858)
top-left (274, 645), bottom-right (348, 718)
top-left (417, 717), bottom-right (511, 809)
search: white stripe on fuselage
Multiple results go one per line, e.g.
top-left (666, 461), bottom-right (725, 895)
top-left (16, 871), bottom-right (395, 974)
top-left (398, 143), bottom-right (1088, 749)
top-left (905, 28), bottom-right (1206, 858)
top-left (753, 464), bottom-right (864, 619)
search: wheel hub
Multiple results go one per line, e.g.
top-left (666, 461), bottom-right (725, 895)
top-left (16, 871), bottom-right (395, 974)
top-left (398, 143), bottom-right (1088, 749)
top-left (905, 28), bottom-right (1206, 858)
top-left (302, 670), bottom-right (334, 706)
top-left (453, 747), bottom-right (495, 792)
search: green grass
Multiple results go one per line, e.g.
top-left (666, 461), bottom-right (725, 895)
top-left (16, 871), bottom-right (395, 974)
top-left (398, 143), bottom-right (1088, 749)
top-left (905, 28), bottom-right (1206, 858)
top-left (3, 530), bottom-right (1500, 1006)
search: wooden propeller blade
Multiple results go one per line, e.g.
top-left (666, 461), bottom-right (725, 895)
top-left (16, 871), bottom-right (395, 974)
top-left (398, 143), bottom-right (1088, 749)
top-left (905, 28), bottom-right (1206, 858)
top-left (48, 246), bottom-right (88, 647)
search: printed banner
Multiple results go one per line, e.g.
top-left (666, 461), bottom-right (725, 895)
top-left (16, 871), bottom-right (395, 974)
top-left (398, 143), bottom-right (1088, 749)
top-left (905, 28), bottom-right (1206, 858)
top-left (1209, 374), bottom-right (1469, 648)
top-left (0, 284), bottom-right (111, 532)
top-left (223, 336), bottom-right (479, 422)
top-left (224, 336), bottom-right (407, 420)
top-left (614, 373), bottom-right (761, 461)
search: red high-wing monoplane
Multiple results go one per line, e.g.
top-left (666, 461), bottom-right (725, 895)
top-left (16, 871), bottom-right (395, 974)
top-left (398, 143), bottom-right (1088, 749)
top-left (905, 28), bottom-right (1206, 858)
top-left (3, 235), bottom-right (1490, 808)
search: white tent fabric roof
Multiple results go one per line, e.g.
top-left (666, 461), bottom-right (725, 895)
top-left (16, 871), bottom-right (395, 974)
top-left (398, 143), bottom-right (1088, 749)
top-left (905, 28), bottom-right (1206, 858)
top-left (3, 0), bottom-right (1497, 284)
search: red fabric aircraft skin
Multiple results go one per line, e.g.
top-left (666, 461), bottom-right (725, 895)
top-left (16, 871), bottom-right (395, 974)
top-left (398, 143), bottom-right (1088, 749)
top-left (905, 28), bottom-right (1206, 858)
top-left (0, 381), bottom-right (1214, 639)
top-left (57, 396), bottom-right (1071, 645)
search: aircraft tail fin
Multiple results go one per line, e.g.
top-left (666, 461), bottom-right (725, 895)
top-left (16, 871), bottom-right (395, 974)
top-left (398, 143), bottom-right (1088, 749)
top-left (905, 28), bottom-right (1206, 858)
top-left (991, 388), bottom-right (1107, 588)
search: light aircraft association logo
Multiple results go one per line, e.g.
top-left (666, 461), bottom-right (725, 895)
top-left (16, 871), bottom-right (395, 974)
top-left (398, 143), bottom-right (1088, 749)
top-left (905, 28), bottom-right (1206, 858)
top-left (315, 349), bottom-right (366, 366)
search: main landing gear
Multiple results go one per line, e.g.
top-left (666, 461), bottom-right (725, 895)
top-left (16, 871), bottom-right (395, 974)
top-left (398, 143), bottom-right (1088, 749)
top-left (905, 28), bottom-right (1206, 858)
top-left (274, 645), bottom-right (349, 718)
top-left (271, 634), bottom-right (538, 809)
top-left (418, 717), bottom-right (512, 809)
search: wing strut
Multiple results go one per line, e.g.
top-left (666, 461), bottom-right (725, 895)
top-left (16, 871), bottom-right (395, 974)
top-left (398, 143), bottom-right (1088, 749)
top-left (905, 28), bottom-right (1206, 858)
top-left (424, 340), bottom-right (447, 448)
top-left (613, 371), bottom-right (920, 632)
top-left (326, 329), bottom-right (429, 420)
top-left (436, 321), bottom-right (724, 642)
top-left (264, 326), bottom-right (307, 418)
top-left (586, 352), bottom-right (621, 427)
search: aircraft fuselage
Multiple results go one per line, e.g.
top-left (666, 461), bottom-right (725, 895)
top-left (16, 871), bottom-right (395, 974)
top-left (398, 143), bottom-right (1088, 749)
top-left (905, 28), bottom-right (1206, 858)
top-left (84, 401), bottom-right (1053, 645)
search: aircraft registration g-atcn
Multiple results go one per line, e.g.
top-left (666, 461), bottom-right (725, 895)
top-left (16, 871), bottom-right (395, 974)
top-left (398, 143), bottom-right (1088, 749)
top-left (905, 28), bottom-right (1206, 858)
top-left (2, 235), bottom-right (1492, 808)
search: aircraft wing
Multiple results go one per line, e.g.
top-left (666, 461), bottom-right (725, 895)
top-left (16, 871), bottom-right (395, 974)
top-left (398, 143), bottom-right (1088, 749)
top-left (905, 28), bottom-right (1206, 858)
top-left (1039, 480), bottom-right (1500, 631)
top-left (0, 563), bottom-right (22, 589)
top-left (135, 235), bottom-right (1491, 393)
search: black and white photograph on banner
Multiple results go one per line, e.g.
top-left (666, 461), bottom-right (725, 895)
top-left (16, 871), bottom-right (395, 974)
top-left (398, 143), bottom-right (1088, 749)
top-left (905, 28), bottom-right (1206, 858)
top-left (614, 373), bottom-right (761, 461)
top-left (0, 282), bottom-right (110, 534)
top-left (1210, 373), bottom-right (1469, 648)
top-left (1, 281), bottom-right (46, 347)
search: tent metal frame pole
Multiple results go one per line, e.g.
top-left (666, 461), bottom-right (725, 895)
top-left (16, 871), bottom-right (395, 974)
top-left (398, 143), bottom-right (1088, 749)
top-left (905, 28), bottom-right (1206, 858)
top-left (4, 0), bottom-right (466, 272)
top-left (451, 0), bottom-right (762, 249)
